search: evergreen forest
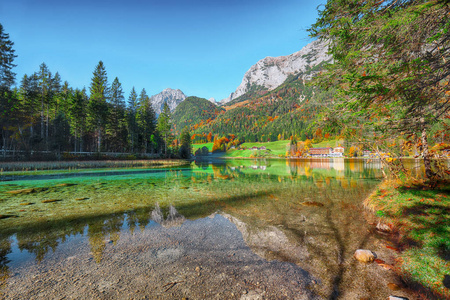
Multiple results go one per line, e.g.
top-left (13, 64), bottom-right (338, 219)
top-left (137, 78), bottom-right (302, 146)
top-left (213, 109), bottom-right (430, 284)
top-left (0, 24), bottom-right (190, 160)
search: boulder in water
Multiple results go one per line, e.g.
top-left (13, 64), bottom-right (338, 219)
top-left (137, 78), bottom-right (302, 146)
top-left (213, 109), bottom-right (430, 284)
top-left (354, 249), bottom-right (376, 263)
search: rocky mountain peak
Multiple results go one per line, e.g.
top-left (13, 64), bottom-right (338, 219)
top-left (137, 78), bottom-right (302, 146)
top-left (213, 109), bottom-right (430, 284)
top-left (150, 88), bottom-right (187, 115)
top-left (220, 39), bottom-right (331, 105)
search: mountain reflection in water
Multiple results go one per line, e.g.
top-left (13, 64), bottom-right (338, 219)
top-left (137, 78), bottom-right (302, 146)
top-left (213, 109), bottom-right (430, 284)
top-left (0, 159), bottom-right (414, 299)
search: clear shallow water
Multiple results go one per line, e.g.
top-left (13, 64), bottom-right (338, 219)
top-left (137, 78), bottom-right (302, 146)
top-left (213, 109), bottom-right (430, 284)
top-left (0, 159), bottom-right (414, 299)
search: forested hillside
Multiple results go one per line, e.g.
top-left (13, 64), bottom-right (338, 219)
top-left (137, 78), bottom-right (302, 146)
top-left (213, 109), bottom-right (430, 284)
top-left (172, 96), bottom-right (225, 133)
top-left (173, 71), bottom-right (334, 143)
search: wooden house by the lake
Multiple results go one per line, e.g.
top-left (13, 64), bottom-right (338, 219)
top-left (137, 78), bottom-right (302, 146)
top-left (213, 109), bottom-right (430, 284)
top-left (310, 147), bottom-right (333, 156)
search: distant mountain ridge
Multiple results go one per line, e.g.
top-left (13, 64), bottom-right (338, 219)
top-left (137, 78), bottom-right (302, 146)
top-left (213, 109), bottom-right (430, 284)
top-left (220, 39), bottom-right (331, 105)
top-left (150, 88), bottom-right (186, 115)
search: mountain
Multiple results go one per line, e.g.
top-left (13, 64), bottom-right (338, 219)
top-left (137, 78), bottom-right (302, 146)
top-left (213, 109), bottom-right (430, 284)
top-left (190, 73), bottom-right (334, 142)
top-left (220, 39), bottom-right (331, 105)
top-left (150, 88), bottom-right (186, 115)
top-left (172, 96), bottom-right (225, 133)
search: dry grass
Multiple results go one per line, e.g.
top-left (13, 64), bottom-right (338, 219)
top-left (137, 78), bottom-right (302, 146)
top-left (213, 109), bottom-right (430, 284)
top-left (0, 159), bottom-right (188, 173)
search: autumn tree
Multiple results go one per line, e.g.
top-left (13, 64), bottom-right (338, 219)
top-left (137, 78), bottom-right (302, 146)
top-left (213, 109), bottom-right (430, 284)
top-left (310, 0), bottom-right (450, 178)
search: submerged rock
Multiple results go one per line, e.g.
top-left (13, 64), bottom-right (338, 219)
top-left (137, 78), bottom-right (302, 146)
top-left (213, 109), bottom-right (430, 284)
top-left (42, 199), bottom-right (61, 203)
top-left (6, 188), bottom-right (36, 194)
top-left (56, 183), bottom-right (77, 187)
top-left (387, 296), bottom-right (408, 300)
top-left (354, 249), bottom-right (376, 263)
top-left (0, 214), bottom-right (17, 219)
top-left (19, 202), bottom-right (34, 205)
top-left (300, 201), bottom-right (324, 207)
top-left (75, 197), bottom-right (89, 201)
top-left (6, 187), bottom-right (47, 194)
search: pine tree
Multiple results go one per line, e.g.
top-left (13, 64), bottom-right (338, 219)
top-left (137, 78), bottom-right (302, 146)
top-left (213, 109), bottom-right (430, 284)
top-left (47, 71), bottom-right (61, 146)
top-left (0, 23), bottom-right (17, 90)
top-left (88, 61), bottom-right (109, 152)
top-left (37, 63), bottom-right (51, 143)
top-left (58, 81), bottom-right (71, 120)
top-left (51, 111), bottom-right (70, 156)
top-left (157, 102), bottom-right (172, 156)
top-left (136, 88), bottom-right (157, 153)
top-left (69, 89), bottom-right (87, 152)
top-left (127, 87), bottom-right (139, 152)
top-left (51, 72), bottom-right (62, 114)
top-left (18, 73), bottom-right (40, 148)
top-left (107, 77), bottom-right (127, 152)
top-left (179, 127), bottom-right (192, 159)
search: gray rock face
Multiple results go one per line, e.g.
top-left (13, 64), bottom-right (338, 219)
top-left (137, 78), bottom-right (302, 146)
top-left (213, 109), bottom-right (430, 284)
top-left (220, 39), bottom-right (331, 105)
top-left (150, 88), bottom-right (186, 115)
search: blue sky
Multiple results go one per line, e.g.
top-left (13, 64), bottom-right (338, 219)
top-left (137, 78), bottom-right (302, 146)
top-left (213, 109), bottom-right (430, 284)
top-left (1, 0), bottom-right (324, 101)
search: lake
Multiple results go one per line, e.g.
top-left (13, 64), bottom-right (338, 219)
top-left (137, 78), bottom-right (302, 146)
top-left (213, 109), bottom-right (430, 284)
top-left (0, 158), bottom-right (415, 299)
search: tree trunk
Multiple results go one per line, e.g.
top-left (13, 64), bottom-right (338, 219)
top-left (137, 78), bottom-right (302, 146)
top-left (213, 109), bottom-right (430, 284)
top-left (421, 127), bottom-right (434, 179)
top-left (97, 128), bottom-right (101, 152)
top-left (165, 133), bottom-right (167, 157)
top-left (46, 104), bottom-right (49, 150)
top-left (80, 128), bottom-right (84, 153)
top-left (74, 128), bottom-right (77, 153)
top-left (40, 97), bottom-right (44, 139)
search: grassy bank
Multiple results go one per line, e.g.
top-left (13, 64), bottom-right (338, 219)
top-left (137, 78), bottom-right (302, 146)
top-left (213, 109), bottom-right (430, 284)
top-left (225, 139), bottom-right (343, 158)
top-left (193, 139), bottom-right (344, 159)
top-left (192, 143), bottom-right (214, 153)
top-left (364, 180), bottom-right (450, 299)
top-left (224, 140), bottom-right (288, 158)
